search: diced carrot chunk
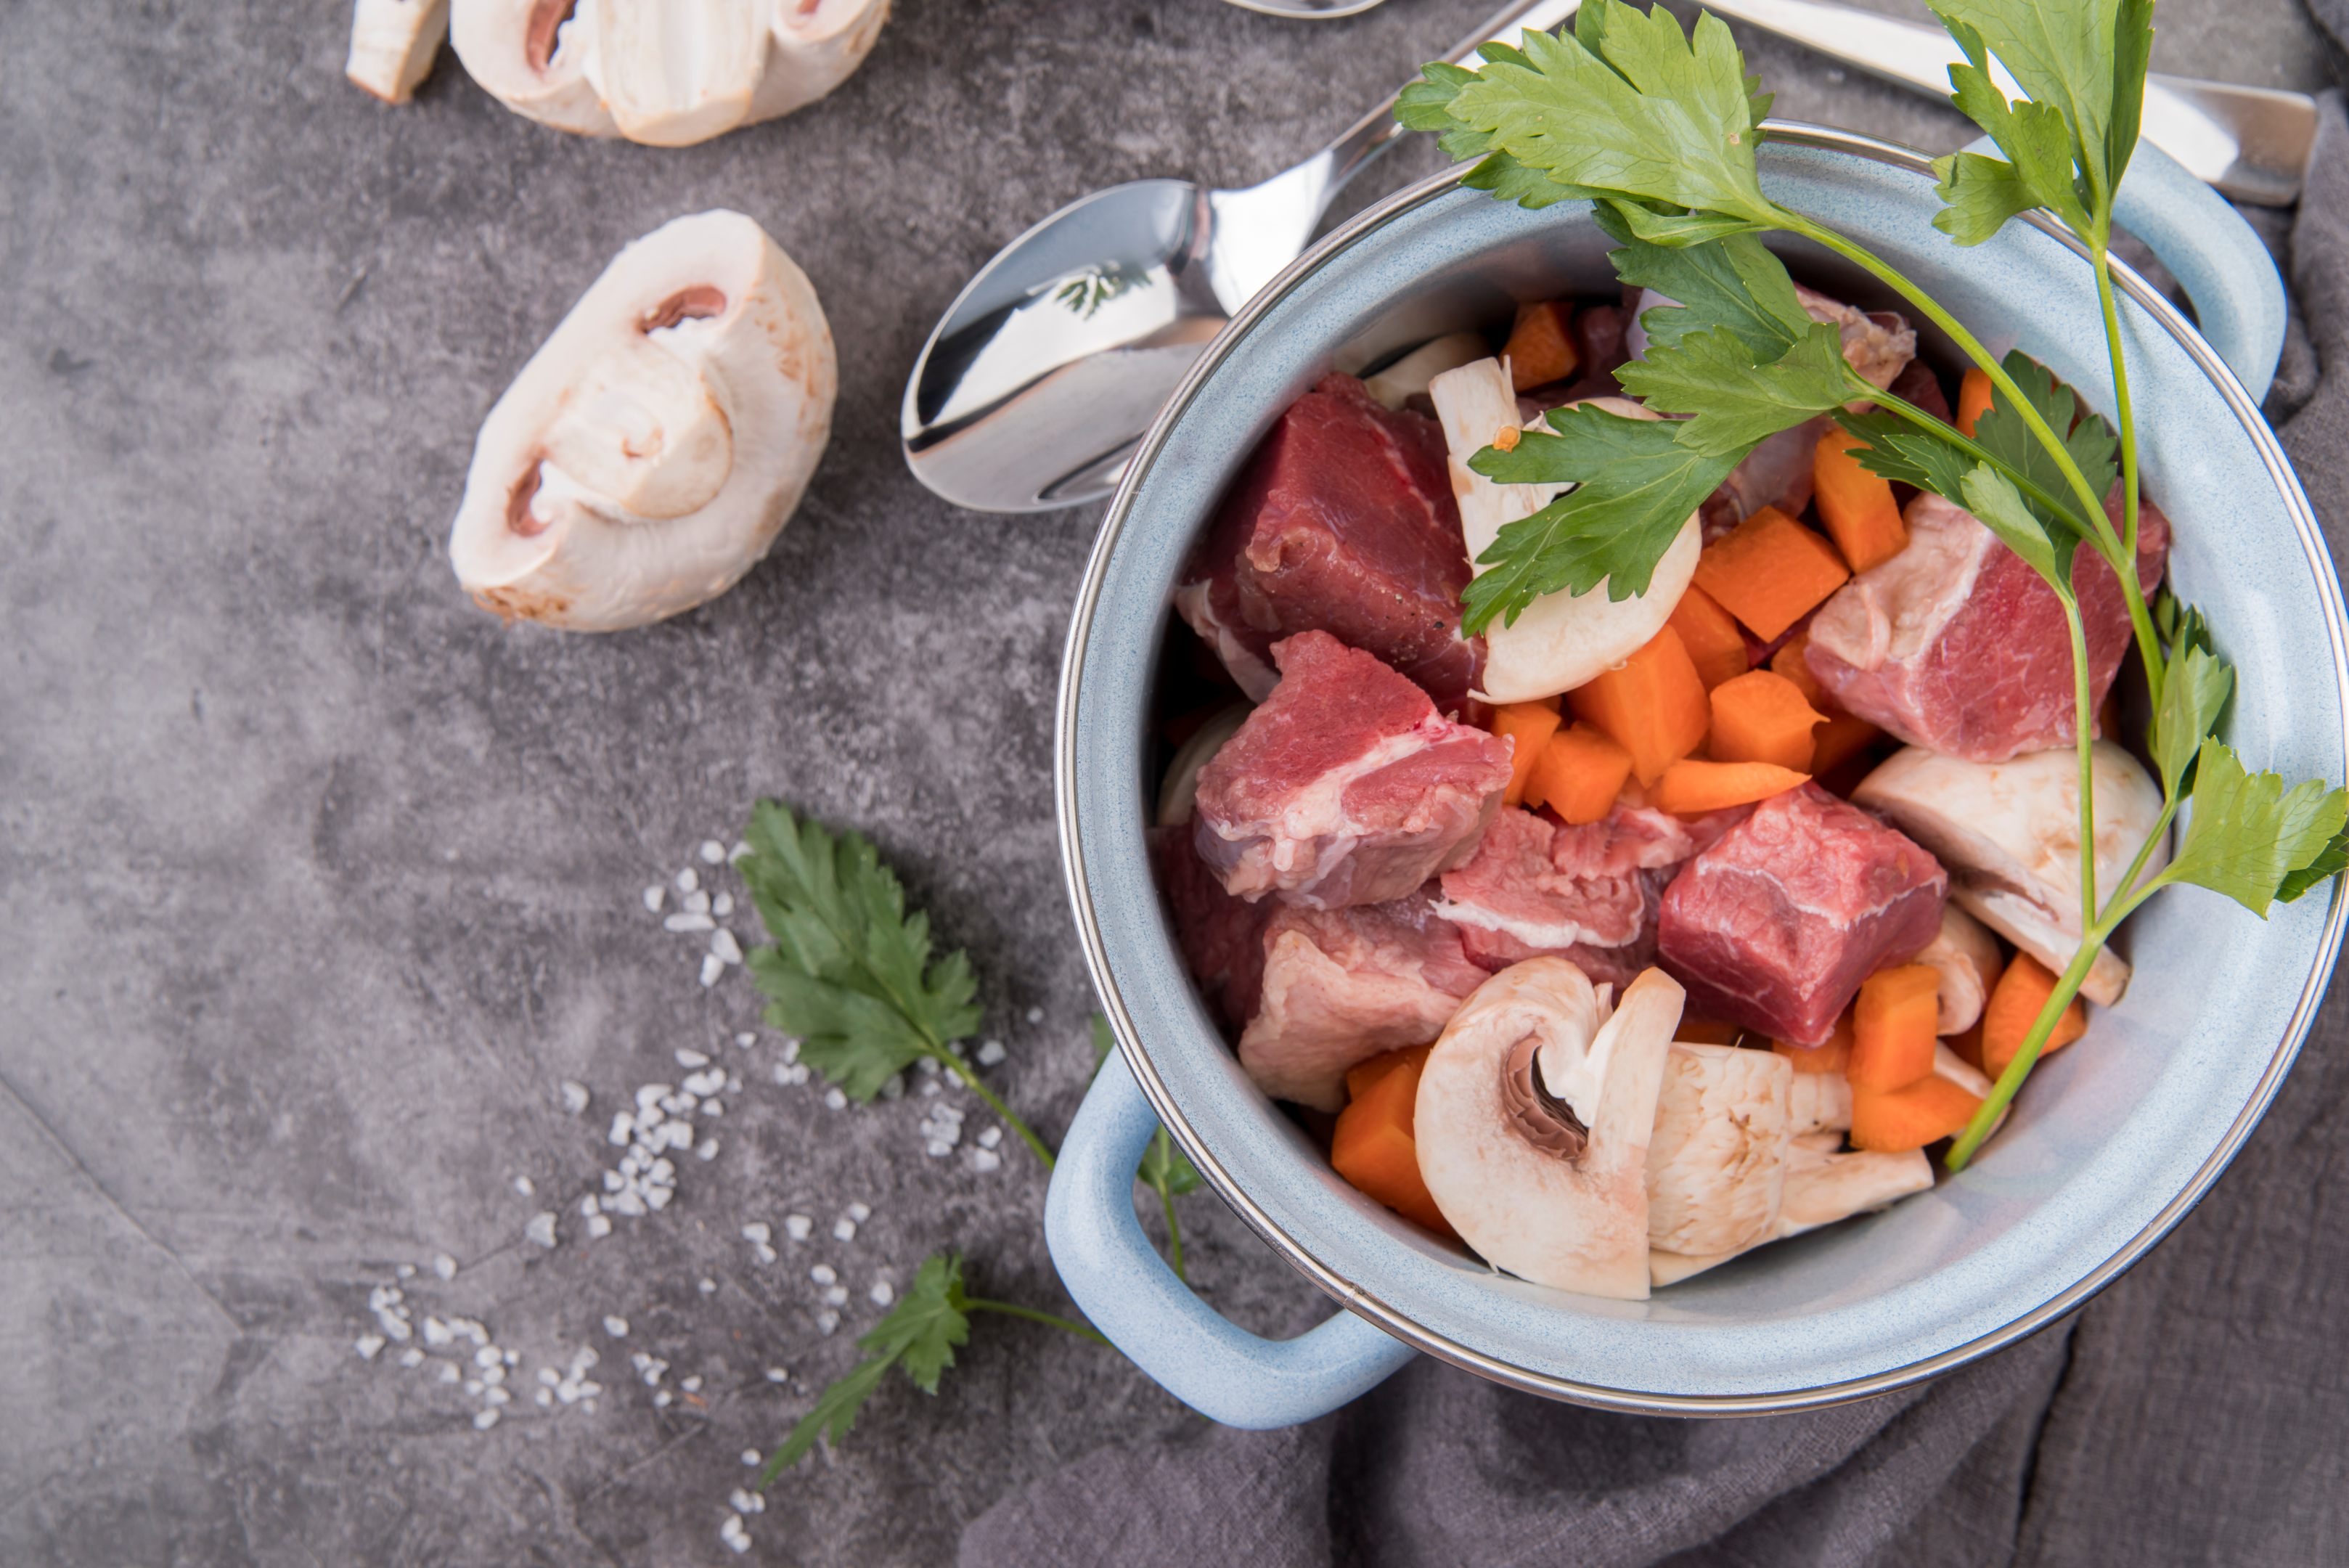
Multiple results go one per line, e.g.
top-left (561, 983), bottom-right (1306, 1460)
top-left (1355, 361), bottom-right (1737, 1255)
top-left (1775, 1008), bottom-right (1855, 1073)
top-left (1526, 723), bottom-right (1635, 825)
top-left (1503, 300), bottom-right (1580, 391)
top-left (1565, 626), bottom-right (1711, 788)
top-left (1331, 1045), bottom-right (1455, 1236)
top-left (1677, 1017), bottom-right (1744, 1045)
top-left (1813, 428), bottom-right (1911, 573)
top-left (1667, 584), bottom-right (1751, 691)
top-left (1849, 963), bottom-right (1942, 1090)
top-left (1981, 953), bottom-right (2089, 1077)
top-left (1491, 702), bottom-right (1564, 809)
top-left (1708, 669), bottom-right (1825, 772)
top-left (1648, 759), bottom-right (1808, 816)
top-left (1769, 632), bottom-right (1882, 775)
top-left (1690, 506), bottom-right (1852, 642)
top-left (1850, 1075), bottom-right (1983, 1151)
top-left (1345, 1042), bottom-right (1431, 1103)
top-left (1956, 367), bottom-right (1995, 438)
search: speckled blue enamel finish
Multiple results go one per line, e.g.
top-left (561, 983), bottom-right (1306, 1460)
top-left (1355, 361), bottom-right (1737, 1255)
top-left (1050, 128), bottom-right (2349, 1423)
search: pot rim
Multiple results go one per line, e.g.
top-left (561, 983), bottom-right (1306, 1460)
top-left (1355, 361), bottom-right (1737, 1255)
top-left (1053, 121), bottom-right (2349, 1414)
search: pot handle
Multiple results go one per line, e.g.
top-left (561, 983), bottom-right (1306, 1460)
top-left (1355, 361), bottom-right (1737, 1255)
top-left (1966, 134), bottom-right (2285, 404)
top-left (1044, 1050), bottom-right (1418, 1429)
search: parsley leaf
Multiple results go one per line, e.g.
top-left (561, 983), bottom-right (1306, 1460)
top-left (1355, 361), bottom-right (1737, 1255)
top-left (1461, 405), bottom-right (1738, 630)
top-left (1961, 462), bottom-right (2077, 587)
top-left (1616, 322), bottom-right (1855, 454)
top-left (740, 801), bottom-right (983, 1102)
top-left (2106, 0), bottom-right (2156, 189)
top-left (1933, 0), bottom-right (2120, 207)
top-left (2150, 640), bottom-right (2234, 800)
top-left (1969, 352), bottom-right (2118, 536)
top-left (760, 1253), bottom-right (972, 1485)
top-left (1092, 1013), bottom-right (1204, 1280)
top-left (2159, 740), bottom-right (2349, 917)
top-left (1601, 214), bottom-right (1812, 354)
top-left (2276, 827), bottom-right (2349, 905)
top-left (1931, 14), bottom-right (2095, 241)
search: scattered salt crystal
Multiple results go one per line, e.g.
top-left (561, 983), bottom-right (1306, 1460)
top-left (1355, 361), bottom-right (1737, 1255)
top-left (764, 1367), bottom-right (790, 1384)
top-left (732, 1488), bottom-right (765, 1514)
top-left (587, 1213), bottom-right (613, 1238)
top-left (653, 1389), bottom-right (673, 1408)
top-left (473, 1408), bottom-right (500, 1430)
top-left (699, 954), bottom-right (725, 987)
top-left (822, 1087), bottom-right (848, 1110)
top-left (684, 1069), bottom-right (722, 1095)
top-left (676, 1048), bottom-right (711, 1068)
top-left (579, 1381), bottom-right (602, 1396)
top-left (771, 1063), bottom-right (794, 1086)
top-left (355, 1334), bottom-right (385, 1360)
top-left (711, 929), bottom-right (743, 965)
top-left (512, 1175), bottom-right (535, 1196)
top-left (637, 1084), bottom-right (670, 1108)
top-left (578, 1196), bottom-right (600, 1217)
top-left (668, 913), bottom-right (717, 934)
top-left (602, 1315), bottom-right (629, 1339)
top-left (701, 1098), bottom-right (724, 1117)
top-left (916, 1056), bottom-right (939, 1076)
top-left (877, 1073), bottom-right (904, 1101)
top-left (816, 1310), bottom-right (841, 1336)
top-left (608, 1114), bottom-right (632, 1147)
top-left (423, 1318), bottom-right (454, 1347)
top-left (537, 1368), bottom-right (561, 1387)
top-left (504, 1348), bottom-right (519, 1365)
top-left (972, 1149), bottom-right (1003, 1174)
top-left (437, 1362), bottom-right (461, 1384)
top-left (525, 1212), bottom-right (558, 1248)
top-left (643, 1187), bottom-right (671, 1212)
top-left (784, 1214), bottom-right (812, 1241)
top-left (561, 1080), bottom-right (591, 1114)
top-left (742, 1222), bottom-right (772, 1245)
top-left (643, 886), bottom-right (666, 913)
top-left (832, 1218), bottom-right (857, 1242)
top-left (976, 1040), bottom-right (1008, 1066)
top-left (727, 1073), bottom-right (742, 1093)
top-left (396, 1263), bottom-right (416, 1279)
top-left (602, 1169), bottom-right (626, 1193)
top-left (452, 1319), bottom-right (489, 1344)
top-left (822, 1286), bottom-right (849, 1307)
top-left (926, 1140), bottom-right (952, 1158)
top-left (684, 889), bottom-right (711, 915)
top-left (723, 1531), bottom-right (751, 1555)
top-left (735, 1032), bottom-right (754, 1048)
top-left (870, 1281), bottom-right (896, 1307)
top-left (1025, 1007), bottom-right (1044, 1024)
top-left (919, 1079), bottom-right (941, 1098)
top-left (536, 1387), bottom-right (554, 1408)
top-left (465, 1379), bottom-right (483, 1395)
top-left (781, 1040), bottom-right (802, 1065)
top-left (729, 841), bottom-right (751, 861)
top-left (978, 1127), bottom-right (1002, 1149)
top-left (700, 840), bottom-right (726, 865)
top-left (649, 1158), bottom-right (675, 1183)
top-left (681, 1375), bottom-right (703, 1392)
top-left (677, 867), bottom-right (700, 894)
top-left (475, 1347), bottom-right (502, 1369)
top-left (810, 1265), bottom-right (838, 1285)
top-left (485, 1386), bottom-right (510, 1405)
top-left (697, 1139), bottom-right (720, 1161)
top-left (847, 1202), bottom-right (871, 1222)
top-left (713, 892), bottom-right (735, 918)
top-left (398, 1348), bottom-right (425, 1369)
top-left (698, 1277), bottom-right (717, 1295)
top-left (434, 1254), bottom-right (457, 1281)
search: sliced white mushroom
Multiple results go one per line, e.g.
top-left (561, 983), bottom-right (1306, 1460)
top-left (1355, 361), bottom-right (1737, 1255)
top-left (1915, 902), bottom-right (2003, 1036)
top-left (1648, 1125), bottom-right (1935, 1286)
top-left (450, 0), bottom-right (614, 136)
top-left (1364, 332), bottom-right (1491, 412)
top-left (449, 211), bottom-right (836, 631)
top-left (1415, 961), bottom-right (1684, 1301)
top-left (1155, 703), bottom-right (1253, 828)
top-left (347, 0), bottom-right (450, 104)
top-left (1931, 1040), bottom-right (2006, 1139)
top-left (1853, 743), bottom-right (2167, 1007)
top-left (1429, 359), bottom-right (1699, 703)
top-left (1645, 1042), bottom-right (1792, 1258)
top-left (1786, 1069), bottom-right (1852, 1137)
top-left (453, 0), bottom-right (889, 145)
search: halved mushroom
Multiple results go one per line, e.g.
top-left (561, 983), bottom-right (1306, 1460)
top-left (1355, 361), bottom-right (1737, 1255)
top-left (1429, 358), bottom-right (1700, 703)
top-left (452, 0), bottom-right (889, 146)
top-left (1648, 1124), bottom-right (1935, 1287)
top-left (1915, 902), bottom-right (2003, 1035)
top-left (1854, 743), bottom-right (2167, 1006)
top-left (1646, 1042), bottom-right (1794, 1259)
top-left (1415, 960), bottom-right (1686, 1301)
top-left (1786, 1069), bottom-right (1853, 1137)
top-left (449, 211), bottom-right (836, 631)
top-left (1154, 703), bottom-right (1252, 828)
top-left (347, 0), bottom-right (449, 104)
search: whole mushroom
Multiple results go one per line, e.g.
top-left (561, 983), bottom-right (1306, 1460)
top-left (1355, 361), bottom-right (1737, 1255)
top-left (448, 210), bottom-right (836, 631)
top-left (347, 0), bottom-right (451, 104)
top-left (451, 0), bottom-right (891, 146)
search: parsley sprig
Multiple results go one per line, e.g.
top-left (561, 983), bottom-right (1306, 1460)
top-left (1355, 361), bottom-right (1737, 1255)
top-left (1405, 0), bottom-right (2348, 1167)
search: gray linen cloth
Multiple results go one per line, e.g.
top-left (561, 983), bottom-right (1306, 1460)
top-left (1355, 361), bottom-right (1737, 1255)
top-left (961, 92), bottom-right (2349, 1568)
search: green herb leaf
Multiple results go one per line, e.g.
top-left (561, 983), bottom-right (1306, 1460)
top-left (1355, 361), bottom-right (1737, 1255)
top-left (1969, 352), bottom-right (2118, 536)
top-left (1932, 0), bottom-right (2120, 209)
top-left (1834, 407), bottom-right (1980, 500)
top-left (2276, 826), bottom-right (2349, 905)
top-left (1929, 150), bottom-right (2042, 247)
top-left (2150, 641), bottom-right (2234, 799)
top-left (1139, 1127), bottom-right (1204, 1198)
top-left (1616, 322), bottom-right (1855, 454)
top-left (1460, 405), bottom-right (1739, 631)
top-left (1932, 13), bottom-right (2095, 237)
top-left (2161, 740), bottom-right (2349, 917)
top-left (1599, 215), bottom-right (1811, 354)
top-left (1598, 198), bottom-right (1771, 248)
top-left (1960, 461), bottom-right (2074, 586)
top-left (740, 801), bottom-right (984, 1103)
top-left (1462, 150), bottom-right (1613, 210)
top-left (761, 1254), bottom-right (972, 1485)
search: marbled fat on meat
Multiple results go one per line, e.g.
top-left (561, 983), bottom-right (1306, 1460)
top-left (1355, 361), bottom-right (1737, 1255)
top-left (1172, 372), bottom-right (1484, 713)
top-left (1436, 804), bottom-right (1701, 991)
top-left (1238, 891), bottom-right (1487, 1111)
top-left (1192, 630), bottom-right (1513, 910)
top-left (1806, 489), bottom-right (2169, 761)
top-left (1658, 783), bottom-right (1947, 1046)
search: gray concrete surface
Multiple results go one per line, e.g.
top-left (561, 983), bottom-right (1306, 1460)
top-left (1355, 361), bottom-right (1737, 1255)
top-left (0, 1), bottom-right (2325, 1564)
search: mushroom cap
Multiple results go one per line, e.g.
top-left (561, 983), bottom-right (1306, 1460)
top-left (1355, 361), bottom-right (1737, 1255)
top-left (448, 210), bottom-right (836, 632)
top-left (1646, 1041), bottom-right (1794, 1257)
top-left (450, 0), bottom-right (616, 136)
top-left (1853, 742), bottom-right (2167, 1006)
top-left (347, 0), bottom-right (450, 105)
top-left (1915, 902), bottom-right (2002, 1035)
top-left (749, 0), bottom-right (893, 123)
top-left (1415, 960), bottom-right (1685, 1300)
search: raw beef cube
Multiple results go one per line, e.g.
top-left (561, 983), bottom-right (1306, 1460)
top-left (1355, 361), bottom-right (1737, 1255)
top-left (1172, 372), bottom-right (1484, 714)
top-left (1153, 827), bottom-right (1271, 1034)
top-left (1805, 490), bottom-right (2169, 761)
top-left (1435, 804), bottom-right (1702, 991)
top-left (1238, 891), bottom-right (1487, 1111)
top-left (1548, 803), bottom-right (1702, 878)
top-left (1658, 783), bottom-right (1947, 1047)
top-left (1193, 631), bottom-right (1513, 910)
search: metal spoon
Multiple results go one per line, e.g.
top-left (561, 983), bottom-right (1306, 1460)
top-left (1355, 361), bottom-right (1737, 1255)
top-left (1222, 0), bottom-right (1392, 17)
top-left (901, 0), bottom-right (1582, 513)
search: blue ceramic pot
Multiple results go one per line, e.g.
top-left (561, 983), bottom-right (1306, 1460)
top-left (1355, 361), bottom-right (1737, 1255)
top-left (1048, 124), bottom-right (2348, 1426)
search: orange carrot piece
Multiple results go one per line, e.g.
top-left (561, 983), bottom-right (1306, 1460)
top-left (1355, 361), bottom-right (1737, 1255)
top-left (1981, 953), bottom-right (2089, 1077)
top-left (1948, 1017), bottom-right (1988, 1074)
top-left (1666, 583), bottom-right (1751, 690)
top-left (1689, 506), bottom-right (1852, 642)
top-left (1677, 1017), bottom-right (1744, 1045)
top-left (1956, 367), bottom-right (1995, 438)
top-left (1850, 1075), bottom-right (1983, 1152)
top-left (1491, 702), bottom-right (1564, 809)
top-left (1849, 964), bottom-right (1942, 1090)
top-left (1344, 1042), bottom-right (1431, 1103)
top-left (1813, 429), bottom-right (1911, 573)
top-left (1331, 1045), bottom-right (1455, 1236)
top-left (1565, 626), bottom-right (1711, 788)
top-left (1649, 758), bottom-right (1808, 816)
top-left (1535, 692), bottom-right (1563, 714)
top-left (1769, 632), bottom-right (1882, 775)
top-left (1769, 630), bottom-right (1829, 706)
top-left (1504, 300), bottom-right (1580, 391)
top-left (1526, 723), bottom-right (1635, 824)
top-left (1775, 1008), bottom-right (1855, 1074)
top-left (1709, 669), bottom-right (1826, 772)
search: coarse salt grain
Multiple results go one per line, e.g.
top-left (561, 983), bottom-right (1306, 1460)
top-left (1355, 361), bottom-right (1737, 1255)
top-left (1025, 1007), bottom-right (1044, 1024)
top-left (976, 1040), bottom-right (1007, 1066)
top-left (729, 841), bottom-right (751, 861)
top-left (434, 1254), bottom-right (457, 1281)
top-left (396, 1263), bottom-right (415, 1279)
top-left (698, 1139), bottom-right (721, 1161)
top-left (740, 1448), bottom-right (761, 1467)
top-left (699, 1278), bottom-right (717, 1295)
top-left (536, 1387), bottom-right (554, 1407)
top-left (560, 1081), bottom-right (591, 1114)
top-left (764, 1367), bottom-right (789, 1384)
top-left (578, 1196), bottom-right (600, 1218)
top-left (821, 1285), bottom-right (849, 1307)
top-left (356, 1335), bottom-right (385, 1360)
top-left (537, 1368), bottom-right (560, 1387)
top-left (732, 1488), bottom-right (766, 1514)
top-left (653, 1389), bottom-right (673, 1407)
top-left (587, 1214), bottom-right (615, 1238)
top-left (666, 912), bottom-right (716, 934)
top-left (809, 1265), bottom-right (837, 1285)
top-left (870, 1281), bottom-right (895, 1307)
top-left (473, 1408), bottom-right (500, 1430)
top-left (437, 1362), bottom-right (461, 1384)
top-left (741, 1222), bottom-right (771, 1245)
top-left (822, 1087), bottom-right (848, 1110)
top-left (700, 954), bottom-right (724, 987)
top-left (677, 1048), bottom-right (711, 1068)
top-left (925, 1140), bottom-right (952, 1158)
top-left (681, 1375), bottom-right (703, 1392)
top-left (475, 1347), bottom-right (502, 1369)
top-left (832, 1218), bottom-right (857, 1242)
top-left (700, 840), bottom-right (726, 865)
top-left (642, 886), bottom-right (666, 913)
top-left (701, 1098), bottom-right (724, 1117)
top-left (713, 891), bottom-right (735, 917)
top-left (685, 889), bottom-right (711, 915)
top-left (978, 1127), bottom-right (1002, 1149)
top-left (816, 1310), bottom-right (840, 1336)
top-left (972, 1149), bottom-right (1002, 1174)
top-left (847, 1202), bottom-right (871, 1222)
top-left (784, 1214), bottom-right (812, 1241)
top-left (399, 1348), bottom-right (425, 1369)
top-left (711, 929), bottom-right (743, 965)
top-left (525, 1212), bottom-right (558, 1248)
top-left (423, 1318), bottom-right (453, 1347)
top-left (677, 867), bottom-right (700, 894)
top-left (512, 1175), bottom-right (535, 1196)
top-left (603, 1315), bottom-right (629, 1338)
top-left (735, 1032), bottom-right (754, 1048)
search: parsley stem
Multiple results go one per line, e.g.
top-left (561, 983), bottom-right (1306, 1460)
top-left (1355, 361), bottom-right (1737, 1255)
top-left (963, 1298), bottom-right (1112, 1347)
top-left (1867, 387), bottom-right (2100, 541)
top-left (1157, 1174), bottom-right (1188, 1283)
top-left (939, 1050), bottom-right (1057, 1172)
top-left (2090, 244), bottom-right (2165, 708)
top-left (1945, 928), bottom-right (2105, 1169)
top-left (2067, 595), bottom-right (2098, 933)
